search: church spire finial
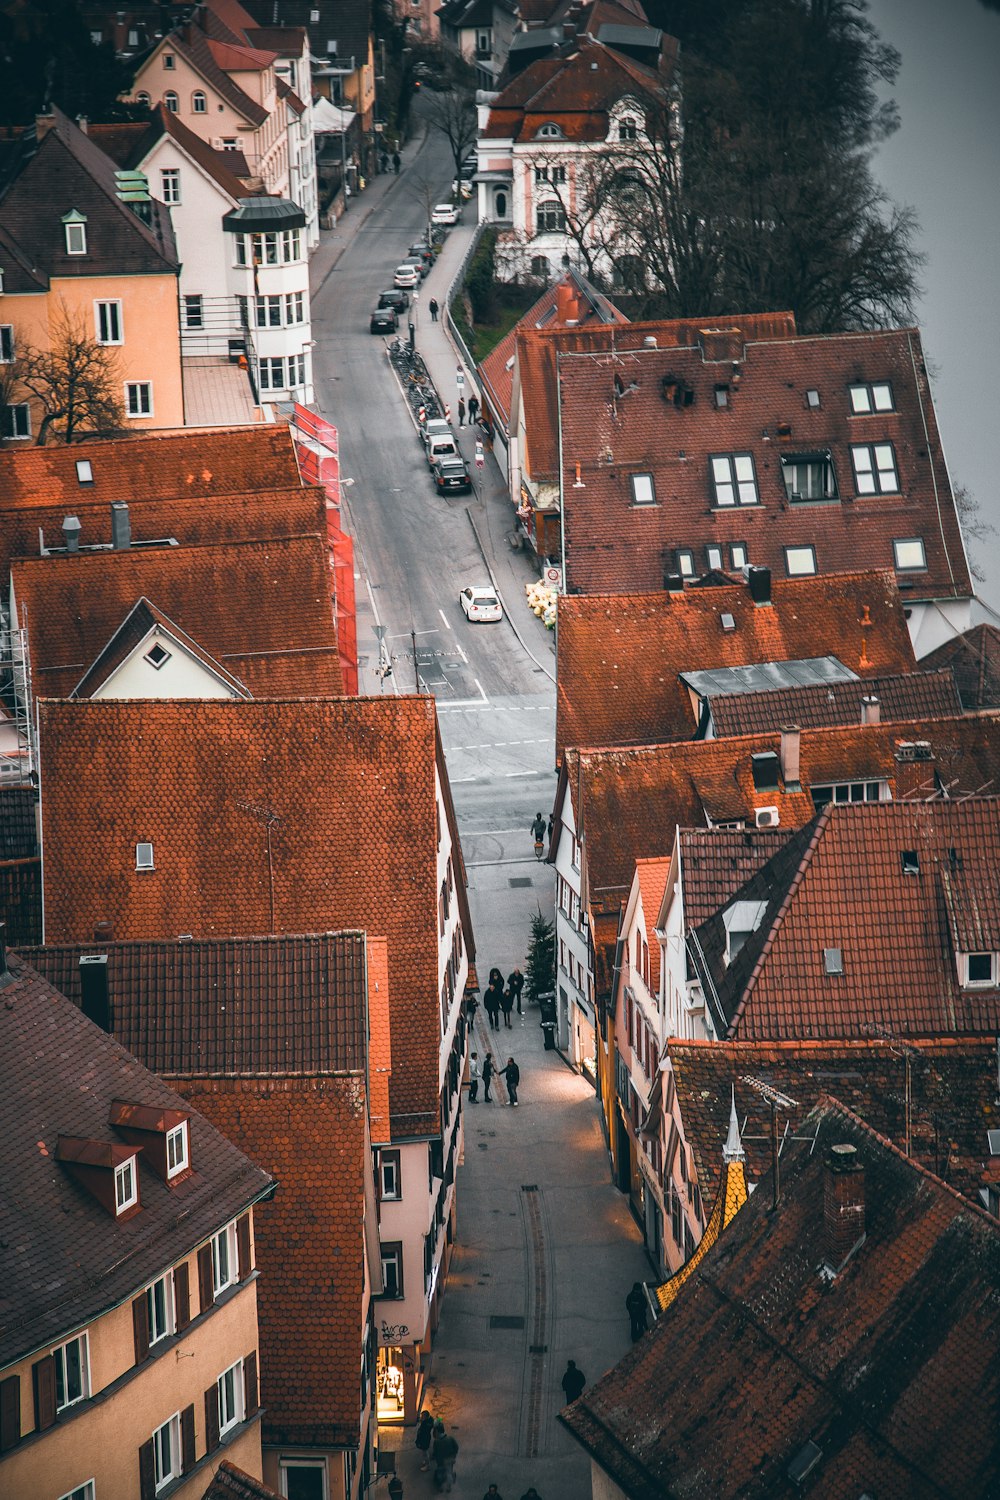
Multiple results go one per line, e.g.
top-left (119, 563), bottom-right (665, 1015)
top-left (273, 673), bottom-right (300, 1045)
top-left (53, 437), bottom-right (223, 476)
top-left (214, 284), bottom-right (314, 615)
top-left (723, 1085), bottom-right (745, 1163)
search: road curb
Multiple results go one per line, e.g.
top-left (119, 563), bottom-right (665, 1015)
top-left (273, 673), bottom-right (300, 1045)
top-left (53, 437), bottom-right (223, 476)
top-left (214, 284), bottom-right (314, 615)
top-left (466, 510), bottom-right (556, 684)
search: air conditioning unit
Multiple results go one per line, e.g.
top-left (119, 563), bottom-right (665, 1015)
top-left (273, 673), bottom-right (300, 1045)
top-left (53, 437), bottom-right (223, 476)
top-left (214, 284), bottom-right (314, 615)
top-left (755, 805), bottom-right (779, 828)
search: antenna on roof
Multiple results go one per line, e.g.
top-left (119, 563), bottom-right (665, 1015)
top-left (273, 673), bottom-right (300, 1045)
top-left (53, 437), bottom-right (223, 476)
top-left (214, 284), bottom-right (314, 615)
top-left (741, 1075), bottom-right (797, 1211)
top-left (861, 1023), bottom-right (920, 1157)
top-left (236, 800), bottom-right (284, 934)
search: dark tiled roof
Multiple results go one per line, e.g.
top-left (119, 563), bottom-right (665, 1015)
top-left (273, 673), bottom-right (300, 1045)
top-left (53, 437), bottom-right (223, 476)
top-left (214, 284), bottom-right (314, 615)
top-left (100, 104), bottom-right (250, 200)
top-left (678, 827), bottom-right (789, 930)
top-left (238, 0), bottom-right (373, 65)
top-left (557, 326), bottom-right (972, 600)
top-left (560, 1098), bottom-right (1000, 1499)
top-left (919, 624), bottom-right (1000, 711)
top-left (708, 666), bottom-right (961, 737)
top-left (0, 952), bottom-right (272, 1368)
top-left (669, 1036), bottom-right (1000, 1211)
top-left (179, 1076), bottom-right (368, 1448)
top-left (556, 570), bottom-right (916, 763)
top-left (14, 534), bottom-right (342, 699)
top-left (202, 1461), bottom-right (284, 1499)
top-left (37, 698), bottom-right (469, 1138)
top-left (0, 859), bottom-right (42, 945)
top-left (22, 933), bottom-right (369, 1077)
top-left (486, 33), bottom-right (674, 142)
top-left (0, 787), bottom-right (38, 860)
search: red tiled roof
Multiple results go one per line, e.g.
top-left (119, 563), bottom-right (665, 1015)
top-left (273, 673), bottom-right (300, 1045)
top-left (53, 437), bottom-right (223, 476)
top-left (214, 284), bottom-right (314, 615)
top-left (202, 1462), bottom-right (283, 1500)
top-left (560, 1098), bottom-right (1000, 1499)
top-left (678, 827), bottom-right (789, 930)
top-left (557, 325), bottom-right (972, 599)
top-left (668, 1036), bottom-right (1000, 1211)
top-left (708, 666), bottom-right (961, 738)
top-left (13, 534), bottom-right (342, 698)
top-left (556, 569), bottom-right (916, 763)
top-left (919, 624), bottom-right (1000, 711)
top-left (37, 698), bottom-right (469, 1138)
top-left (634, 856), bottom-right (667, 992)
top-left (178, 1076), bottom-right (368, 1448)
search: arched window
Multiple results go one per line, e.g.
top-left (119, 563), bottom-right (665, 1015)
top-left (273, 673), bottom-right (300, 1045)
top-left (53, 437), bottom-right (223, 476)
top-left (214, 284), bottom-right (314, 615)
top-left (619, 115), bottom-right (638, 141)
top-left (537, 122), bottom-right (563, 138)
top-left (164, 91), bottom-right (179, 113)
top-left (135, 91), bottom-right (151, 107)
top-left (536, 200), bottom-right (566, 234)
top-left (192, 90), bottom-right (207, 114)
top-left (493, 189), bottom-right (508, 220)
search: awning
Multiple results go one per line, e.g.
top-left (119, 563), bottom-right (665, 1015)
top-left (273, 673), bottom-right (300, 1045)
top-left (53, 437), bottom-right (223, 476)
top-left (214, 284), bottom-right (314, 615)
top-left (312, 98), bottom-right (357, 134)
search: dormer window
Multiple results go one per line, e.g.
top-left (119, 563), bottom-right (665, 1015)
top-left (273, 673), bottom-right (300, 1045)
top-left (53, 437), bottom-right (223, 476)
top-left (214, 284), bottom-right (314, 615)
top-left (136, 841), bottom-right (154, 870)
top-left (619, 115), bottom-right (637, 141)
top-left (115, 1157), bottom-right (138, 1214)
top-left (63, 210), bottom-right (87, 255)
top-left (849, 381), bottom-right (893, 414)
top-left (963, 952), bottom-right (996, 987)
top-left (110, 1100), bottom-right (192, 1185)
top-left (166, 1121), bottom-right (189, 1178)
top-left (537, 122), bottom-right (563, 138)
top-left (723, 899), bottom-right (767, 963)
top-left (57, 1136), bottom-right (142, 1219)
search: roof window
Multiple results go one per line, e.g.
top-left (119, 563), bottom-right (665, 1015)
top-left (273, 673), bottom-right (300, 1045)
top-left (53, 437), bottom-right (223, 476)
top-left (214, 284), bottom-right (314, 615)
top-left (805, 388), bottom-right (820, 408)
top-left (630, 472), bottom-right (655, 505)
top-left (787, 1440), bottom-right (823, 1486)
top-left (849, 381), bottom-right (893, 414)
top-left (75, 459), bottom-right (94, 484)
top-left (714, 384), bottom-right (729, 407)
top-left (893, 537), bottom-right (926, 571)
top-left (115, 1157), bottom-right (138, 1214)
top-left (901, 849), bottom-right (920, 875)
top-left (964, 952), bottom-right (995, 987)
top-left (720, 612), bottom-right (736, 631)
top-left (62, 209), bottom-right (87, 256)
top-left (780, 452), bottom-right (837, 502)
top-left (136, 841), bottom-right (155, 870)
top-left (784, 544), bottom-right (817, 577)
top-left (823, 947), bottom-right (843, 975)
top-left (56, 1136), bottom-right (143, 1219)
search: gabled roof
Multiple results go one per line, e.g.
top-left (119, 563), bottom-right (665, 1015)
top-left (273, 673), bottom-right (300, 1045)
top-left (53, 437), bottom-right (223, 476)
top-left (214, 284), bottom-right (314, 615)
top-left (708, 666), bottom-right (961, 737)
top-left (556, 570), bottom-right (916, 764)
top-left (13, 533), bottom-right (342, 699)
top-left (486, 32), bottom-right (673, 141)
top-left (920, 624), bottom-right (1000, 711)
top-left (633, 856), bottom-right (667, 992)
top-left (68, 597), bottom-right (251, 700)
top-left (561, 713), bottom-right (1000, 922)
top-left (689, 797), bottom-right (1000, 1040)
top-left (0, 106), bottom-right (178, 279)
top-left (676, 827), bottom-right (789, 931)
top-left (202, 1462), bottom-right (283, 1500)
top-left (0, 952), bottom-right (272, 1368)
top-left (557, 325), bottom-right (972, 599)
top-left (154, 23), bottom-right (269, 127)
top-left (93, 104), bottom-right (250, 201)
top-left (38, 698), bottom-right (472, 1138)
top-left (668, 1036), bottom-right (1000, 1214)
top-left (560, 1098), bottom-right (1000, 1499)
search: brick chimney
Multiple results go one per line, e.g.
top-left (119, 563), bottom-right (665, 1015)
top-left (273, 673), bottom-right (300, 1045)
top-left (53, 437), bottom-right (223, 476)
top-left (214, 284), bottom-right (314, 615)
top-left (823, 1142), bottom-right (866, 1274)
top-left (861, 695), bottom-right (880, 725)
top-left (555, 281), bottom-right (577, 324)
top-left (35, 113), bottom-right (57, 141)
top-left (780, 725), bottom-right (801, 788)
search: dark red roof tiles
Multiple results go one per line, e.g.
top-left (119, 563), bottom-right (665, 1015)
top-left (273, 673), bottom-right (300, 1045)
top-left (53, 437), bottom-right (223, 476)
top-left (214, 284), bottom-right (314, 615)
top-left (919, 624), bottom-right (1000, 711)
top-left (707, 666), bottom-right (960, 737)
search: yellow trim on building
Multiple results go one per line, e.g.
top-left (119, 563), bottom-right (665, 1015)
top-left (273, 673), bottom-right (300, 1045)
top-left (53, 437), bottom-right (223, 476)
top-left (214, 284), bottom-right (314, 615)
top-left (655, 1159), bottom-right (748, 1313)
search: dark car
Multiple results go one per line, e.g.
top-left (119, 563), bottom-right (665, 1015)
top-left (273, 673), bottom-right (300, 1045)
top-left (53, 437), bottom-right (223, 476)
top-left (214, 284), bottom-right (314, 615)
top-left (370, 305), bottom-right (398, 334)
top-left (378, 288), bottom-right (409, 313)
top-left (409, 241), bottom-right (433, 266)
top-left (431, 454), bottom-right (473, 494)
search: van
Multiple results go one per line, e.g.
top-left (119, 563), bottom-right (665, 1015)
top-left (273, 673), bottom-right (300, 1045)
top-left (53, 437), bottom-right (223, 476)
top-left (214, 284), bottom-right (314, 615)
top-left (426, 433), bottom-right (459, 466)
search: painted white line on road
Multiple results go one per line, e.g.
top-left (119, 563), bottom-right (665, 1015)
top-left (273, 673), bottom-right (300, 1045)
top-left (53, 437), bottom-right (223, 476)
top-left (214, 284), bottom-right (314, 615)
top-left (444, 738), bottom-right (552, 752)
top-left (454, 640), bottom-right (468, 664)
top-left (439, 609), bottom-right (453, 631)
top-left (472, 678), bottom-right (488, 703)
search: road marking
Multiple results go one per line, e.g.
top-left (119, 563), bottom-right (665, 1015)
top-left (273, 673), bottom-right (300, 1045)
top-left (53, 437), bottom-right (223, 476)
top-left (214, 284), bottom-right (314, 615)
top-left (439, 609), bottom-right (452, 631)
top-left (444, 738), bottom-right (552, 751)
top-left (472, 678), bottom-right (488, 703)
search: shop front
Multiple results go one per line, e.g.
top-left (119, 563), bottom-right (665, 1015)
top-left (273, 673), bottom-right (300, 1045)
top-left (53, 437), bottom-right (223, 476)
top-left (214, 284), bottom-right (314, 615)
top-left (375, 1344), bottom-right (408, 1424)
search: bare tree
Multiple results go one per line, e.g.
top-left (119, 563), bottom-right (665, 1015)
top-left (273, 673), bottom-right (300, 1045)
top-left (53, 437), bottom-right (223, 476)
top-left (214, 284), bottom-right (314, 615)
top-left (11, 305), bottom-right (125, 444)
top-left (954, 482), bottom-right (994, 586)
top-left (419, 53), bottom-right (478, 184)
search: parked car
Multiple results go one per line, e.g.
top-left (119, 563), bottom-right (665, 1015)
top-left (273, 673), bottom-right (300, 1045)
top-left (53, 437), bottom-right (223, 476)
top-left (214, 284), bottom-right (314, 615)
top-left (409, 241), bottom-right (433, 266)
top-left (370, 305), bottom-right (398, 334)
top-left (460, 585), bottom-right (503, 622)
top-left (394, 263), bottom-right (420, 288)
top-left (432, 455), bottom-right (473, 494)
top-left (452, 178), bottom-right (474, 201)
top-left (420, 417), bottom-right (453, 453)
top-left (426, 432), bottom-right (459, 466)
top-left (431, 202), bottom-right (461, 227)
top-left (378, 288), bottom-right (409, 313)
top-left (400, 254), bottom-right (429, 280)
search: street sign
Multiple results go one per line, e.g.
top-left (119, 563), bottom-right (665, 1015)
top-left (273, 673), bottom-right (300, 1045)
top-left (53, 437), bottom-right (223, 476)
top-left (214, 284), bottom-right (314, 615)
top-left (456, 373), bottom-right (465, 389)
top-left (475, 441), bottom-right (484, 469)
top-left (543, 564), bottom-right (562, 588)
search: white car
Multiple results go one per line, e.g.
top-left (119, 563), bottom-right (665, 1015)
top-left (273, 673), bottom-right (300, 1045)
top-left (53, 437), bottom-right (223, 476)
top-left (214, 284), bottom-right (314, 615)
top-left (431, 202), bottom-right (461, 227)
top-left (394, 263), bottom-right (420, 288)
top-left (460, 586), bottom-right (503, 623)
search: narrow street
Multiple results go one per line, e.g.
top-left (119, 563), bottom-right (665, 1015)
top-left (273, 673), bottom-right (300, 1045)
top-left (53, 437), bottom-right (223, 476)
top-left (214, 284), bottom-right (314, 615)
top-left (310, 108), bottom-right (650, 1499)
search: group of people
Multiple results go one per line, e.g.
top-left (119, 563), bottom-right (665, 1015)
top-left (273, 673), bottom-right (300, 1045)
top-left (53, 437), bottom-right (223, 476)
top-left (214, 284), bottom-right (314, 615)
top-left (414, 1412), bottom-right (460, 1491)
top-left (483, 966), bottom-right (524, 1028)
top-left (468, 1050), bottom-right (520, 1105)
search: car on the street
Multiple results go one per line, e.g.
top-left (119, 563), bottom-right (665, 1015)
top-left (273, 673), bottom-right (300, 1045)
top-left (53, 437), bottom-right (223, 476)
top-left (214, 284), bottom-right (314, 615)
top-left (420, 417), bottom-right (453, 454)
top-left (409, 241), bottom-right (433, 266)
top-left (426, 431), bottom-right (459, 466)
top-left (431, 202), bottom-right (461, 227)
top-left (394, 263), bottom-right (421, 288)
top-left (460, 585), bottom-right (503, 622)
top-left (452, 178), bottom-right (474, 201)
top-left (432, 454), bottom-right (473, 494)
top-left (400, 254), bottom-right (429, 280)
top-left (378, 288), bottom-right (409, 313)
top-left (370, 305), bottom-right (398, 334)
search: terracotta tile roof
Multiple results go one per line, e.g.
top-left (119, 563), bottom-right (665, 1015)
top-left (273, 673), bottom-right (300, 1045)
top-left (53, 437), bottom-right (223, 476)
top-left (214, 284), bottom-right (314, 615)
top-left (560, 1098), bottom-right (1000, 1499)
top-left (563, 713), bottom-right (1000, 922)
top-left (0, 952), bottom-right (272, 1369)
top-left (557, 325), bottom-right (972, 599)
top-left (668, 1036), bottom-right (1000, 1215)
top-left (708, 666), bottom-right (961, 738)
top-left (678, 827), bottom-right (789, 930)
top-left (919, 624), bottom-right (1000, 711)
top-left (13, 534), bottom-right (342, 699)
top-left (0, 105), bottom-right (178, 279)
top-left (21, 933), bottom-right (370, 1078)
top-left (177, 1075), bottom-right (368, 1449)
top-left (634, 856), bottom-right (667, 993)
top-left (37, 698), bottom-right (468, 1137)
top-left (202, 1462), bottom-right (283, 1500)
top-left (556, 569), bottom-right (916, 763)
top-left (689, 797), bottom-right (1000, 1041)
top-left (366, 935), bottom-right (393, 1144)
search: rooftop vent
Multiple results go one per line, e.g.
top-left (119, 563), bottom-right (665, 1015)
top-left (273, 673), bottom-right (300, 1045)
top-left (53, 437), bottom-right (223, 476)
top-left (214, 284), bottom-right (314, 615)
top-left (822, 1142), bottom-right (866, 1276)
top-left (664, 573), bottom-right (684, 593)
top-left (62, 515), bottom-right (81, 552)
top-left (643, 335), bottom-right (657, 348)
top-left (111, 501), bottom-right (130, 551)
top-left (895, 740), bottom-right (933, 762)
top-left (861, 694), bottom-right (880, 726)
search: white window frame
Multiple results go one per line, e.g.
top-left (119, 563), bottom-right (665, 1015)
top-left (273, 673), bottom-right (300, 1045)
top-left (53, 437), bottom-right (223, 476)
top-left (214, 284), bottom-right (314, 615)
top-left (217, 1360), bottom-right (245, 1436)
top-left (255, 293), bottom-right (282, 327)
top-left (964, 952), bottom-right (995, 988)
top-left (126, 381), bottom-right (153, 417)
top-left (784, 544), bottom-right (817, 577)
top-left (279, 1459), bottom-right (327, 1499)
top-left (0, 324), bottom-right (13, 362)
top-left (166, 1121), bottom-right (189, 1177)
top-left (212, 1222), bottom-right (239, 1295)
top-left (153, 1412), bottom-right (181, 1493)
top-left (164, 91), bottom-right (178, 113)
top-left (893, 537), bottom-right (926, 571)
top-left (53, 1332), bottom-right (90, 1411)
top-left (64, 217), bottom-right (87, 255)
top-left (730, 542), bottom-right (748, 570)
top-left (380, 1148), bottom-right (401, 1200)
top-left (379, 1242), bottom-right (404, 1298)
top-left (851, 442), bottom-right (899, 495)
top-left (849, 380), bottom-right (893, 414)
top-left (284, 291), bottom-right (304, 324)
top-left (115, 1156), bottom-right (139, 1214)
top-left (183, 294), bottom-right (203, 329)
top-left (136, 841), bottom-right (155, 869)
top-left (59, 1483), bottom-right (96, 1500)
top-left (143, 641), bottom-right (170, 668)
top-left (710, 452), bottom-right (758, 506)
top-left (281, 228), bottom-right (302, 262)
top-left (630, 472), bottom-right (655, 506)
top-left (811, 780), bottom-right (888, 809)
top-left (706, 544), bottom-right (723, 571)
top-left (3, 403), bottom-right (30, 440)
top-left (146, 1271), bottom-right (175, 1344)
top-left (76, 459), bottom-right (94, 484)
top-left (95, 299), bottom-right (123, 345)
top-left (192, 90), bottom-right (207, 113)
top-left (675, 548), bottom-right (695, 578)
top-left (160, 167), bottom-right (180, 205)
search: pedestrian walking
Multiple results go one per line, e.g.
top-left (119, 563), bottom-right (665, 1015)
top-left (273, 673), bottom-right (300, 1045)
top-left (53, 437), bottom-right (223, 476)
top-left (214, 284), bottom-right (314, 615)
top-left (468, 394), bottom-right (480, 423)
top-left (388, 1477), bottom-right (404, 1500)
top-left (507, 967), bottom-right (524, 1014)
top-left (415, 1409), bottom-right (434, 1469)
top-left (626, 1281), bottom-right (649, 1342)
top-left (561, 1359), bottom-right (586, 1403)
top-left (500, 986), bottom-right (514, 1028)
top-left (392, 150), bottom-right (401, 174)
top-left (486, 969), bottom-right (505, 1027)
top-left (429, 297), bottom-right (439, 321)
top-left (503, 1055), bottom-right (520, 1105)
top-left (466, 991), bottom-right (479, 1027)
top-left (482, 1488), bottom-right (503, 1500)
top-left (458, 397), bottom-right (466, 427)
top-left (444, 404), bottom-right (451, 423)
top-left (482, 1053), bottom-right (495, 1101)
top-left (432, 1423), bottom-right (459, 1489)
top-left (469, 1050), bottom-right (481, 1101)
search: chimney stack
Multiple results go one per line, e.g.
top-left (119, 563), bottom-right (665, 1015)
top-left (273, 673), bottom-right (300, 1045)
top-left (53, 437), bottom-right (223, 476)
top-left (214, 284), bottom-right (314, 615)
top-left (862, 695), bottom-right (880, 726)
top-left (62, 515), bottom-right (81, 552)
top-left (780, 725), bottom-right (801, 788)
top-left (823, 1142), bottom-right (866, 1274)
top-left (79, 953), bottom-right (111, 1032)
top-left (747, 566), bottom-right (771, 606)
top-left (110, 501), bottom-right (131, 551)
top-left (35, 113), bottom-right (57, 141)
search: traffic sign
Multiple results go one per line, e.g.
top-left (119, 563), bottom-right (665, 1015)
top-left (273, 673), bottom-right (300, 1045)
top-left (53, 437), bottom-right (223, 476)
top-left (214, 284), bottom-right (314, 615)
top-left (475, 441), bottom-right (484, 469)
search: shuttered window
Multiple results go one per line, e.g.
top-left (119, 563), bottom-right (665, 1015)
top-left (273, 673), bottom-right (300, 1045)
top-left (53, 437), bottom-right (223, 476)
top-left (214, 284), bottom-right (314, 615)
top-left (32, 1355), bottom-right (56, 1431)
top-left (0, 1374), bottom-right (20, 1451)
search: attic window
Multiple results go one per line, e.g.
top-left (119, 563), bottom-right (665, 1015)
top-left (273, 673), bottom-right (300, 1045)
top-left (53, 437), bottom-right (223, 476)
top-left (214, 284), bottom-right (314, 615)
top-left (75, 459), bottom-right (94, 484)
top-left (115, 1158), bottom-right (138, 1215)
top-left (136, 842), bottom-right (155, 870)
top-left (618, 116), bottom-right (637, 141)
top-left (675, 548), bottom-right (695, 578)
top-left (62, 210), bottom-right (87, 256)
top-left (630, 473), bottom-right (655, 506)
top-left (720, 613), bottom-right (736, 631)
top-left (987, 1129), bottom-right (1000, 1156)
top-left (706, 544), bottom-right (723, 571)
top-left (806, 389), bottom-right (821, 408)
top-left (163, 52), bottom-right (175, 69)
top-left (166, 1121), bottom-right (189, 1178)
top-left (730, 542), bottom-right (748, 570)
top-left (751, 751), bottom-right (780, 791)
top-left (901, 849), bottom-right (920, 875)
top-left (823, 947), bottom-right (843, 975)
top-left (144, 642), bottom-right (171, 670)
top-left (537, 122), bottom-right (563, 138)
top-left (723, 899), bottom-right (767, 963)
top-left (965, 952), bottom-right (995, 987)
top-left (714, 384), bottom-right (729, 407)
top-left (849, 381), bottom-right (893, 414)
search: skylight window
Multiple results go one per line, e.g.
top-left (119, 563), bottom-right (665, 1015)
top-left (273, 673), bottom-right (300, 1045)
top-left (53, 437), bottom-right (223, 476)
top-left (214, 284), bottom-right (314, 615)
top-left (901, 849), bottom-right (920, 875)
top-left (710, 453), bottom-right (758, 507)
top-left (76, 459), bottom-right (93, 484)
top-left (849, 381), bottom-right (894, 414)
top-left (714, 384), bottom-right (729, 407)
top-left (630, 472), bottom-right (655, 505)
top-left (675, 548), bottom-right (695, 578)
top-left (730, 542), bottom-right (748, 570)
top-left (805, 388), bottom-right (821, 408)
top-left (851, 443), bottom-right (899, 495)
top-left (823, 947), bottom-right (843, 975)
top-left (136, 842), bottom-right (155, 870)
top-left (893, 537), bottom-right (926, 571)
top-left (720, 612), bottom-right (736, 631)
top-left (780, 453), bottom-right (837, 502)
top-left (706, 544), bottom-right (723, 570)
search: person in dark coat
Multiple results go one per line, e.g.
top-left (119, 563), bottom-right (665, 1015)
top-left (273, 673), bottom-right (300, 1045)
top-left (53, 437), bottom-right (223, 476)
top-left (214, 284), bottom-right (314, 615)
top-left (458, 396), bottom-right (466, 426)
top-left (388, 1477), bottom-right (404, 1499)
top-left (485, 970), bottom-right (505, 1027)
top-left (507, 967), bottom-right (524, 1014)
top-left (429, 296), bottom-right (439, 321)
top-left (626, 1281), bottom-right (649, 1342)
top-left (503, 1055), bottom-right (520, 1104)
top-left (500, 985), bottom-right (514, 1028)
top-left (468, 394), bottom-right (480, 423)
top-left (415, 1409), bottom-right (434, 1469)
top-left (482, 1053), bottom-right (496, 1101)
top-left (392, 150), bottom-right (401, 173)
top-left (466, 991), bottom-right (479, 1028)
top-left (519, 1489), bottom-right (543, 1500)
top-left (561, 1360), bottom-right (586, 1402)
